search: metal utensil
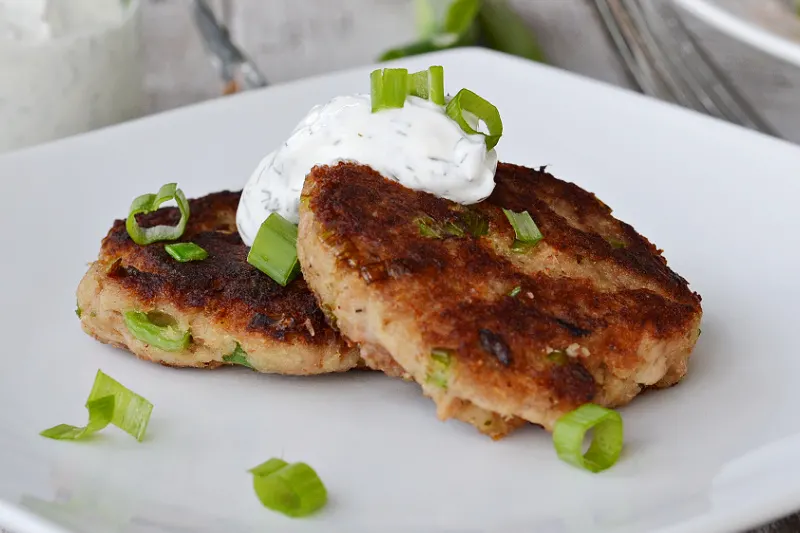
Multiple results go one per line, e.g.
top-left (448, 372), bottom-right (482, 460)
top-left (192, 0), bottom-right (268, 92)
top-left (594, 0), bottom-right (778, 136)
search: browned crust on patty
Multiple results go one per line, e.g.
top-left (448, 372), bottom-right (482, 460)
top-left (298, 162), bottom-right (702, 432)
top-left (78, 190), bottom-right (359, 374)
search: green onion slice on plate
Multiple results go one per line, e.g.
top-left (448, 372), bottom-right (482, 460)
top-left (502, 208), bottom-right (543, 250)
top-left (553, 403), bottom-right (623, 473)
top-left (86, 369), bottom-right (154, 442)
top-left (40, 370), bottom-right (153, 442)
top-left (164, 242), bottom-right (208, 262)
top-left (250, 458), bottom-right (328, 518)
top-left (123, 310), bottom-right (191, 352)
top-left (40, 395), bottom-right (114, 441)
top-left (371, 68), bottom-right (409, 112)
top-left (408, 66), bottom-right (445, 105)
top-left (446, 89), bottom-right (503, 150)
top-left (126, 183), bottom-right (190, 245)
top-left (247, 213), bottom-right (301, 286)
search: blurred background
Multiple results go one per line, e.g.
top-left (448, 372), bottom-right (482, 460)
top-left (2, 0), bottom-right (800, 150)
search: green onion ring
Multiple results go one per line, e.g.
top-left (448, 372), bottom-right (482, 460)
top-left (126, 183), bottom-right (190, 245)
top-left (553, 403), bottom-right (623, 473)
top-left (445, 88), bottom-right (503, 150)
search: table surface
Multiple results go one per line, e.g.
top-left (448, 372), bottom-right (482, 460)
top-left (4, 1), bottom-right (799, 532)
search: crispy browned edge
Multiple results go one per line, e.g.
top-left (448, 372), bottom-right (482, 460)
top-left (300, 162), bottom-right (702, 430)
top-left (90, 190), bottom-right (344, 353)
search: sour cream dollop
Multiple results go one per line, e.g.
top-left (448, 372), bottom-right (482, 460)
top-left (236, 94), bottom-right (498, 246)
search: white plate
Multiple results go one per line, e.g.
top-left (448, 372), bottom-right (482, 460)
top-left (673, 0), bottom-right (800, 66)
top-left (2, 47), bottom-right (800, 533)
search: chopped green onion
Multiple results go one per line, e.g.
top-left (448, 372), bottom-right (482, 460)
top-left (460, 210), bottom-right (489, 237)
top-left (75, 303), bottom-right (82, 318)
top-left (40, 370), bottom-right (153, 442)
top-left (553, 404), bottom-right (623, 473)
top-left (408, 66), bottom-right (445, 105)
top-left (40, 395), bottom-right (114, 441)
top-left (445, 89), bottom-right (503, 150)
top-left (426, 348), bottom-right (452, 389)
top-left (508, 286), bottom-right (521, 297)
top-left (86, 370), bottom-right (154, 442)
top-left (247, 213), bottom-right (301, 286)
top-left (607, 238), bottom-right (626, 249)
top-left (223, 343), bottom-right (254, 369)
top-left (443, 0), bottom-right (481, 35)
top-left (416, 212), bottom-right (486, 239)
top-left (502, 208), bottom-right (543, 250)
top-left (164, 242), bottom-right (208, 262)
top-left (371, 68), bottom-right (409, 112)
top-left (547, 350), bottom-right (568, 365)
top-left (416, 216), bottom-right (443, 239)
top-left (123, 310), bottom-right (191, 352)
top-left (126, 183), bottom-right (190, 246)
top-left (249, 458), bottom-right (328, 518)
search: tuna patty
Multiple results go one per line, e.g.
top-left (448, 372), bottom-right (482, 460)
top-left (297, 162), bottom-right (702, 437)
top-left (77, 190), bottom-right (359, 374)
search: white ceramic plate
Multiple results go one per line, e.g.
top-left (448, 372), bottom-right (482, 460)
top-left (673, 0), bottom-right (800, 66)
top-left (2, 48), bottom-right (800, 533)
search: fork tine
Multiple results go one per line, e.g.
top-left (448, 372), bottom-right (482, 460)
top-left (651, 2), bottom-right (779, 135)
top-left (594, 0), bottom-right (777, 136)
top-left (619, 0), bottom-right (709, 110)
top-left (593, 0), bottom-right (669, 98)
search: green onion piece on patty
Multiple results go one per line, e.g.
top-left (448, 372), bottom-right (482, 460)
top-left (247, 213), bottom-right (301, 286)
top-left (223, 343), bottom-right (254, 369)
top-left (426, 348), bottom-right (453, 389)
top-left (445, 88), bottom-right (503, 150)
top-left (408, 65), bottom-right (446, 105)
top-left (40, 395), bottom-right (114, 441)
top-left (164, 242), bottom-right (208, 262)
top-left (40, 370), bottom-right (153, 442)
top-left (249, 458), bottom-right (328, 518)
top-left (553, 404), bottom-right (623, 473)
top-left (508, 286), bottom-right (521, 297)
top-left (126, 183), bottom-right (190, 245)
top-left (502, 208), bottom-right (543, 250)
top-left (123, 310), bottom-right (191, 352)
top-left (371, 68), bottom-right (409, 112)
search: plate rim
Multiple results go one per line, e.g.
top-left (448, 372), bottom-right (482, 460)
top-left (673, 0), bottom-right (800, 67)
top-left (2, 46), bottom-right (800, 533)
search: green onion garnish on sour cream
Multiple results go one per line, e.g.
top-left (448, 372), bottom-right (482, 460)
top-left (237, 66), bottom-right (500, 245)
top-left (370, 66), bottom-right (503, 150)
